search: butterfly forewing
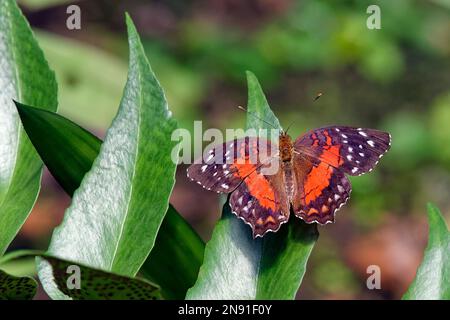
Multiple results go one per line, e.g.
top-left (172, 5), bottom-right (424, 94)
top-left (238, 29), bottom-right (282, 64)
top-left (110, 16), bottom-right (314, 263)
top-left (187, 137), bottom-right (275, 193)
top-left (294, 126), bottom-right (391, 176)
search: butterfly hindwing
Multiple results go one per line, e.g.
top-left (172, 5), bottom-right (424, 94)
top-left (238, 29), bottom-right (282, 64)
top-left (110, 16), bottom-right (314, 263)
top-left (292, 153), bottom-right (351, 224)
top-left (294, 126), bottom-right (391, 176)
top-left (230, 159), bottom-right (290, 237)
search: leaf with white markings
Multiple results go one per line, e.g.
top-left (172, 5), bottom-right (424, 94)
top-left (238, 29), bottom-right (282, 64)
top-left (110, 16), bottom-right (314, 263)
top-left (36, 15), bottom-right (178, 299)
top-left (0, 0), bottom-right (57, 255)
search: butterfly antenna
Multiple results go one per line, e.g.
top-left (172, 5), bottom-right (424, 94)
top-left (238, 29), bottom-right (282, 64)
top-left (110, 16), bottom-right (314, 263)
top-left (285, 121), bottom-right (294, 134)
top-left (237, 106), bottom-right (280, 131)
top-left (314, 92), bottom-right (323, 101)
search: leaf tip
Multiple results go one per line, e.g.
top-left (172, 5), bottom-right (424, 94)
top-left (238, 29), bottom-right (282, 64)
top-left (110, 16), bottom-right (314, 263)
top-left (124, 12), bottom-right (137, 36)
top-left (426, 202), bottom-right (448, 232)
top-left (245, 70), bottom-right (257, 81)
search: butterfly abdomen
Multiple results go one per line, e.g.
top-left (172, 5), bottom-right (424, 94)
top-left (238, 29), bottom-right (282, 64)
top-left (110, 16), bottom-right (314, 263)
top-left (282, 162), bottom-right (295, 200)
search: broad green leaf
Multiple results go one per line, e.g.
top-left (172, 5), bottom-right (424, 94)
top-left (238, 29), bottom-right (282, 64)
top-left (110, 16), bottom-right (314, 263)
top-left (37, 14), bottom-right (178, 284)
top-left (187, 71), bottom-right (318, 299)
top-left (0, 0), bottom-right (57, 255)
top-left (0, 269), bottom-right (37, 300)
top-left (37, 256), bottom-right (161, 300)
top-left (403, 203), bottom-right (450, 300)
top-left (16, 102), bottom-right (204, 299)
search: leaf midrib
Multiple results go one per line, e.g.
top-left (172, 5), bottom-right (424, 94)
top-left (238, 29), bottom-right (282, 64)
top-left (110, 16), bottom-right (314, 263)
top-left (109, 56), bottom-right (143, 273)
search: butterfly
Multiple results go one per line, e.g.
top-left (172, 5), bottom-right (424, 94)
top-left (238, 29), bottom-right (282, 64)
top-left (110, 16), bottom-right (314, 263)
top-left (187, 126), bottom-right (391, 238)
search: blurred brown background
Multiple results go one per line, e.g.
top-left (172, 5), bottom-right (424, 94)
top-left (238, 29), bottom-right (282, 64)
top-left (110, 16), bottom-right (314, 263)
top-left (7, 0), bottom-right (450, 299)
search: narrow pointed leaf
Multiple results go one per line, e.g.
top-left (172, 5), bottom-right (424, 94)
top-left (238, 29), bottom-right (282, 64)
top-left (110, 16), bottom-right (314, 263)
top-left (37, 14), bottom-right (178, 287)
top-left (15, 102), bottom-right (101, 196)
top-left (403, 203), bottom-right (450, 300)
top-left (37, 256), bottom-right (161, 300)
top-left (187, 71), bottom-right (318, 299)
top-left (16, 102), bottom-right (204, 299)
top-left (0, 269), bottom-right (37, 300)
top-left (0, 0), bottom-right (57, 255)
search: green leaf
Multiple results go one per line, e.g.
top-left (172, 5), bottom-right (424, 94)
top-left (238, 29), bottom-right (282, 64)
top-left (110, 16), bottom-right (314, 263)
top-left (140, 205), bottom-right (205, 299)
top-left (245, 70), bottom-right (281, 132)
top-left (37, 256), bottom-right (161, 300)
top-left (37, 14), bottom-right (178, 280)
top-left (0, 0), bottom-right (57, 255)
top-left (15, 102), bottom-right (101, 196)
top-left (19, 0), bottom-right (80, 10)
top-left (187, 71), bottom-right (318, 299)
top-left (0, 269), bottom-right (37, 300)
top-left (403, 203), bottom-right (450, 300)
top-left (16, 103), bottom-right (204, 300)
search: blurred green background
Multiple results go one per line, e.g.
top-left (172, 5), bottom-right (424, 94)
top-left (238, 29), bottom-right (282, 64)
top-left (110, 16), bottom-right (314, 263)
top-left (9, 0), bottom-right (450, 299)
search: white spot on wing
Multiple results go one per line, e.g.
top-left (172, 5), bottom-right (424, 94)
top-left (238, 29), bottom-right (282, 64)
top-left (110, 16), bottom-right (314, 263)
top-left (221, 183), bottom-right (229, 189)
top-left (352, 167), bottom-right (358, 173)
top-left (347, 155), bottom-right (353, 161)
top-left (367, 140), bottom-right (375, 147)
top-left (358, 131), bottom-right (368, 137)
top-left (337, 185), bottom-right (345, 193)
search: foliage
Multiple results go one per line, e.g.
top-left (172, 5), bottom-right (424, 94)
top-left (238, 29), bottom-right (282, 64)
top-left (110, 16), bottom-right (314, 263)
top-left (403, 204), bottom-right (450, 300)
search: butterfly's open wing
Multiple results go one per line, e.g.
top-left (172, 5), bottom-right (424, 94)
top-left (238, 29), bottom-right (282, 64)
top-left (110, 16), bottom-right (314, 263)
top-left (291, 126), bottom-right (390, 224)
top-left (187, 136), bottom-right (275, 193)
top-left (294, 126), bottom-right (391, 176)
top-left (229, 158), bottom-right (290, 238)
top-left (292, 153), bottom-right (351, 224)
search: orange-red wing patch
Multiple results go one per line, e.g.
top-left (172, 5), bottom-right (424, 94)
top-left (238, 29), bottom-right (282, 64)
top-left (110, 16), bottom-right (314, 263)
top-left (319, 145), bottom-right (343, 167)
top-left (243, 170), bottom-right (276, 210)
top-left (303, 162), bottom-right (333, 205)
top-left (292, 153), bottom-right (351, 224)
top-left (229, 161), bottom-right (290, 238)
